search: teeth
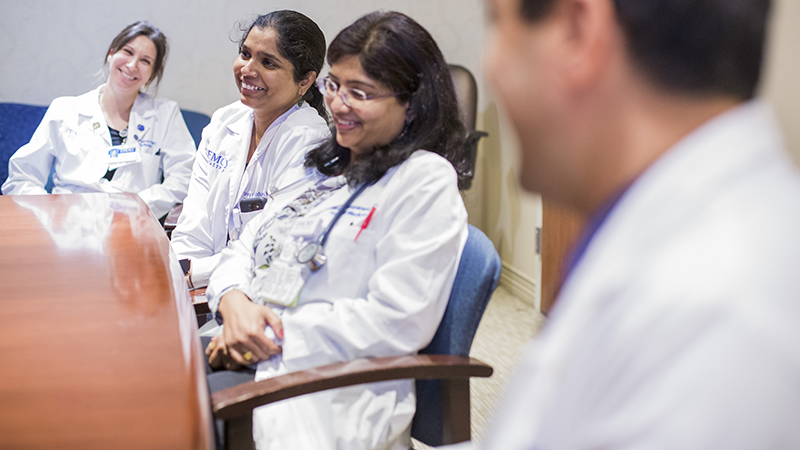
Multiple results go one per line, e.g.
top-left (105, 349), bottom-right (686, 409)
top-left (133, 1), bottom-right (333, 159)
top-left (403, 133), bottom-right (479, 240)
top-left (336, 119), bottom-right (356, 126)
top-left (242, 81), bottom-right (264, 91)
top-left (120, 71), bottom-right (136, 80)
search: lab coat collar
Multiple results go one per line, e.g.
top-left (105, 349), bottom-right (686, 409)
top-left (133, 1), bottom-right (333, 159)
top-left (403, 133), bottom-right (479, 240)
top-left (75, 87), bottom-right (110, 145)
top-left (227, 102), bottom-right (253, 137)
top-left (76, 85), bottom-right (157, 143)
top-left (75, 86), bottom-right (103, 118)
top-left (226, 103), bottom-right (301, 140)
top-left (556, 99), bottom-right (783, 320)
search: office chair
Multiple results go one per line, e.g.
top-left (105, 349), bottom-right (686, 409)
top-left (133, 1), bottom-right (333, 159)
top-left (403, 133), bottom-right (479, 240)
top-left (448, 65), bottom-right (488, 190)
top-left (0, 103), bottom-right (48, 191)
top-left (210, 224), bottom-right (501, 450)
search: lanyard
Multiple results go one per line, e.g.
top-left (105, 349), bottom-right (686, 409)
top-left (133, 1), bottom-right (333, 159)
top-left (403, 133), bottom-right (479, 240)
top-left (232, 163), bottom-right (317, 238)
top-left (296, 181), bottom-right (372, 271)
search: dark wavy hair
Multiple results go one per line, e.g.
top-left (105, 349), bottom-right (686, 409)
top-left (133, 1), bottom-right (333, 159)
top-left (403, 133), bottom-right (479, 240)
top-left (105, 21), bottom-right (168, 87)
top-left (519, 0), bottom-right (771, 99)
top-left (239, 10), bottom-right (328, 121)
top-left (305, 11), bottom-right (469, 188)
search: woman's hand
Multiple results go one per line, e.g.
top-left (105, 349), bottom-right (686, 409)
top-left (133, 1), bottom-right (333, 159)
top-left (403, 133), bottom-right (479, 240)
top-left (218, 289), bottom-right (284, 365)
top-left (206, 335), bottom-right (242, 371)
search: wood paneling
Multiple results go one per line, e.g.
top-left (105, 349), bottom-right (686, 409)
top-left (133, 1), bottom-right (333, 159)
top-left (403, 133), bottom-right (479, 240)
top-left (0, 193), bottom-right (212, 449)
top-left (540, 200), bottom-right (585, 315)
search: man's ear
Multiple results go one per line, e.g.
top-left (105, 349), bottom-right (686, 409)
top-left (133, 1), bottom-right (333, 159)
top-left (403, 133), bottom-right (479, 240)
top-left (299, 71), bottom-right (317, 96)
top-left (556, 0), bottom-right (617, 93)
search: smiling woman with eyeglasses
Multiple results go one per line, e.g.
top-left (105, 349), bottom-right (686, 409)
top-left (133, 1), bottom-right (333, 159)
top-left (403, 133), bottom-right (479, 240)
top-left (203, 10), bottom-right (471, 449)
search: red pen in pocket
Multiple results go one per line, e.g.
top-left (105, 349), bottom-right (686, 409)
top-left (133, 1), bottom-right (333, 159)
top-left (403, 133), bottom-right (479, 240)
top-left (355, 207), bottom-right (376, 241)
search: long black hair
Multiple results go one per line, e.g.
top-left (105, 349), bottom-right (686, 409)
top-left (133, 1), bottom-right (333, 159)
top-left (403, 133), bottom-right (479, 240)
top-left (305, 11), bottom-right (469, 188)
top-left (240, 10), bottom-right (328, 120)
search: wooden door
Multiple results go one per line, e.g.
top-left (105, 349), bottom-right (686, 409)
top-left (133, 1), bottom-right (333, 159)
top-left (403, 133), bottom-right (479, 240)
top-left (540, 199), bottom-right (585, 314)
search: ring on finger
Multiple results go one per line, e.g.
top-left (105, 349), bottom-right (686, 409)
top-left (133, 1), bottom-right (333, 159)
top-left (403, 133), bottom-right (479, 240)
top-left (243, 351), bottom-right (254, 362)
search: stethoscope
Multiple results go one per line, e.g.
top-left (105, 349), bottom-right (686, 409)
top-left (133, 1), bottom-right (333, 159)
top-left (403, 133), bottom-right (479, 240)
top-left (296, 181), bottom-right (372, 271)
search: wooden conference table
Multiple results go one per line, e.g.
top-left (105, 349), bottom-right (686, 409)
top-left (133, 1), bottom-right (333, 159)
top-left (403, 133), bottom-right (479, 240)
top-left (0, 193), bottom-right (212, 449)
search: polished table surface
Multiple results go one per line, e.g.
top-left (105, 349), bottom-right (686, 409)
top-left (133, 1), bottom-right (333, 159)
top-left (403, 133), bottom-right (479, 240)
top-left (0, 193), bottom-right (212, 449)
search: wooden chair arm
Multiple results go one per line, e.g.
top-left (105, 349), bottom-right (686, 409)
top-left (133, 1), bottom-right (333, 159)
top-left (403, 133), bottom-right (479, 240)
top-left (163, 203), bottom-right (183, 232)
top-left (212, 354), bottom-right (492, 421)
top-left (191, 288), bottom-right (210, 315)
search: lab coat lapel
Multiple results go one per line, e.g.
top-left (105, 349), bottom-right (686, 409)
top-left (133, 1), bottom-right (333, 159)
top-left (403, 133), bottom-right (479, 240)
top-left (129, 93), bottom-right (157, 145)
top-left (226, 110), bottom-right (253, 204)
top-left (76, 87), bottom-right (112, 146)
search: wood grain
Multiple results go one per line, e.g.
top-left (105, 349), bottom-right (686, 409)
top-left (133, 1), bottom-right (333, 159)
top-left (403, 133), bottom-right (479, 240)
top-left (540, 199), bottom-right (585, 315)
top-left (0, 193), bottom-right (212, 449)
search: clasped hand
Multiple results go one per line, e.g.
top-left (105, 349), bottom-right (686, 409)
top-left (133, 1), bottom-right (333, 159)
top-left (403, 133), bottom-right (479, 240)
top-left (206, 289), bottom-right (284, 370)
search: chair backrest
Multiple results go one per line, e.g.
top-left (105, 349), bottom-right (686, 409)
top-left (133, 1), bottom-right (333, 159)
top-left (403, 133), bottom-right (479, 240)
top-left (180, 109), bottom-right (211, 150)
top-left (0, 103), bottom-right (48, 192)
top-left (0, 103), bottom-right (210, 195)
top-left (449, 65), bottom-right (479, 132)
top-left (412, 224), bottom-right (501, 445)
top-left (447, 65), bottom-right (488, 191)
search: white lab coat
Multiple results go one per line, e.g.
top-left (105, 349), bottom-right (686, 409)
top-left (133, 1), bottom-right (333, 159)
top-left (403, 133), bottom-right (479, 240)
top-left (170, 101), bottom-right (330, 287)
top-left (1, 86), bottom-right (196, 218)
top-left (479, 100), bottom-right (800, 450)
top-left (207, 150), bottom-right (469, 450)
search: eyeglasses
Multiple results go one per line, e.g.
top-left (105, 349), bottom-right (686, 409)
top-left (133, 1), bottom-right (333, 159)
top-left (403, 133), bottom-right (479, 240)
top-left (318, 76), bottom-right (401, 109)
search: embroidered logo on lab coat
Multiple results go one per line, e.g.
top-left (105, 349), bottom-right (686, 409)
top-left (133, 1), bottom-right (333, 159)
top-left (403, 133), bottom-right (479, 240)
top-left (206, 150), bottom-right (229, 172)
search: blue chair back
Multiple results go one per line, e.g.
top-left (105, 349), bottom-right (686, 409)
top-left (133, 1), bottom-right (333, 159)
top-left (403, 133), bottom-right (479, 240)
top-left (180, 109), bottom-right (211, 150)
top-left (0, 103), bottom-right (48, 192)
top-left (1, 103), bottom-right (210, 194)
top-left (411, 224), bottom-right (502, 445)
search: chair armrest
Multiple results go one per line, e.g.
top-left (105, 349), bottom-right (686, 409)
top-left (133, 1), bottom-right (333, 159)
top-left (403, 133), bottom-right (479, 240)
top-left (212, 354), bottom-right (492, 420)
top-left (163, 203), bottom-right (183, 233)
top-left (191, 288), bottom-right (210, 315)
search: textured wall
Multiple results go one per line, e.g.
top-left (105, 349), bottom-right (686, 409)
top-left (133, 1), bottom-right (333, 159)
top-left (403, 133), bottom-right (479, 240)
top-left (4, 0), bottom-right (798, 311)
top-left (0, 0), bottom-right (486, 115)
top-left (762, 0), bottom-right (800, 163)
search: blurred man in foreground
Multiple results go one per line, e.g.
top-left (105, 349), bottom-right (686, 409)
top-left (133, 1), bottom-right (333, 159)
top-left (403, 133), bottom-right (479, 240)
top-left (479, 0), bottom-right (800, 448)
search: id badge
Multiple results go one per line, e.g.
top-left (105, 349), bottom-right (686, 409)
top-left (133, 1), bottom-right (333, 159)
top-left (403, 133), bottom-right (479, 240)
top-left (250, 259), bottom-right (309, 307)
top-left (107, 144), bottom-right (140, 169)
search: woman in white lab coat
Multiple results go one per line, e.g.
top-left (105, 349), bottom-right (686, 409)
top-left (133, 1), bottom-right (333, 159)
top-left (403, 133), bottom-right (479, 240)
top-left (1, 21), bottom-right (196, 219)
top-left (204, 11), bottom-right (470, 449)
top-left (170, 10), bottom-right (330, 289)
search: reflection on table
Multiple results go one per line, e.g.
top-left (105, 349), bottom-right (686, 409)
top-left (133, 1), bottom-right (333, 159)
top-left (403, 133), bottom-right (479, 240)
top-left (0, 193), bottom-right (212, 449)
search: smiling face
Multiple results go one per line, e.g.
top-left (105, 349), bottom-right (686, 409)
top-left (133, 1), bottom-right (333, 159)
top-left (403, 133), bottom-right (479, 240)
top-left (233, 26), bottom-right (311, 121)
top-left (106, 35), bottom-right (156, 94)
top-left (326, 55), bottom-right (409, 161)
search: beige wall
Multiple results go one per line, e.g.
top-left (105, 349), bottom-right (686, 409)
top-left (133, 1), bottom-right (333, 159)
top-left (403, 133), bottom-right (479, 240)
top-left (464, 102), bottom-right (542, 309)
top-left (763, 0), bottom-right (800, 162)
top-left (2, 1), bottom-right (798, 312)
top-left (0, 0), bottom-right (486, 116)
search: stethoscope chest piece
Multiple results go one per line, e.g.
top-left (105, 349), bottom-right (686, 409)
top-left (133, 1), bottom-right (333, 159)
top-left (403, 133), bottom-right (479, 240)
top-left (295, 181), bottom-right (373, 273)
top-left (297, 242), bottom-right (327, 271)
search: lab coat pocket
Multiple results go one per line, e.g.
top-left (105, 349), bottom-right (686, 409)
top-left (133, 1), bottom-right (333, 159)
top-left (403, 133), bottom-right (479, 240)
top-left (321, 228), bottom-right (377, 298)
top-left (139, 151), bottom-right (162, 187)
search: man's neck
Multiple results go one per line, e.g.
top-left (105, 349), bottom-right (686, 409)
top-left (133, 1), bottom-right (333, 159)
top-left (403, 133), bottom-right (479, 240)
top-left (576, 87), bottom-right (742, 215)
